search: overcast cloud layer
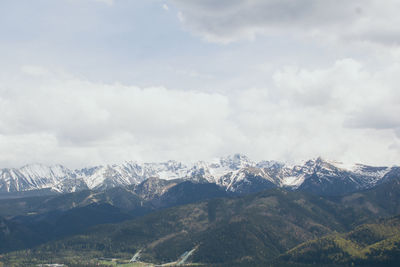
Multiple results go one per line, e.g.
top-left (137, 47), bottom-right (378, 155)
top-left (0, 0), bottom-right (399, 168)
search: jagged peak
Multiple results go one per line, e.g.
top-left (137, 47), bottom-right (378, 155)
top-left (0, 155), bottom-right (394, 195)
top-left (18, 163), bottom-right (71, 178)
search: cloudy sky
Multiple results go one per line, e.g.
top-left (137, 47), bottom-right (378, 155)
top-left (1, 0), bottom-right (400, 168)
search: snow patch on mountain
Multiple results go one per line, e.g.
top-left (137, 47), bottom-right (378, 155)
top-left (282, 176), bottom-right (305, 188)
top-left (0, 154), bottom-right (396, 195)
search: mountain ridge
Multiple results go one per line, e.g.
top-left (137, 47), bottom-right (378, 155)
top-left (0, 154), bottom-right (397, 197)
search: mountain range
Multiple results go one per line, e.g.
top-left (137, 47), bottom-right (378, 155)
top-left (1, 154), bottom-right (400, 266)
top-left (2, 173), bottom-right (400, 266)
top-left (0, 154), bottom-right (397, 197)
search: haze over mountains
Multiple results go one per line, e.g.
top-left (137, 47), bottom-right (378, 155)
top-left (0, 154), bottom-right (397, 198)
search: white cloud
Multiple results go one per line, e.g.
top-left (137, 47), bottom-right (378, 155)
top-left (0, 58), bottom-right (399, 168)
top-left (170, 0), bottom-right (400, 45)
top-left (230, 58), bottom-right (400, 166)
top-left (177, 11), bottom-right (184, 23)
top-left (162, 4), bottom-right (169, 11)
top-left (21, 65), bottom-right (50, 77)
top-left (0, 68), bottom-right (234, 167)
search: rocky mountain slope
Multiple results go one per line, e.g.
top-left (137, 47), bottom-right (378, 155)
top-left (0, 154), bottom-right (396, 196)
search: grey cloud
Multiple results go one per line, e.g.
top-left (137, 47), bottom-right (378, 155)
top-left (396, 128), bottom-right (400, 138)
top-left (344, 107), bottom-right (400, 131)
top-left (171, 0), bottom-right (399, 45)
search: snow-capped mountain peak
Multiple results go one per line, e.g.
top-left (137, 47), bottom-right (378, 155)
top-left (0, 155), bottom-right (397, 196)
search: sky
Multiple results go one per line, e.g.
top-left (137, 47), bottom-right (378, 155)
top-left (1, 0), bottom-right (400, 168)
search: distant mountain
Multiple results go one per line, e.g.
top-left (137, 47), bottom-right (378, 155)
top-left (0, 154), bottom-right (396, 197)
top-left (295, 158), bottom-right (394, 196)
top-left (0, 164), bottom-right (85, 194)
